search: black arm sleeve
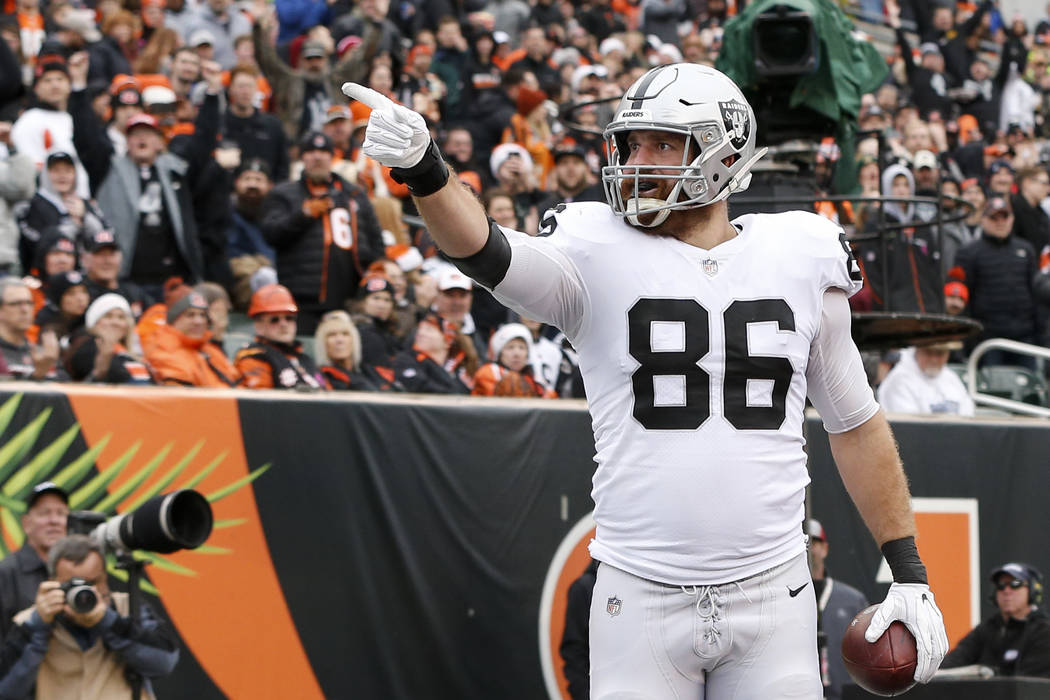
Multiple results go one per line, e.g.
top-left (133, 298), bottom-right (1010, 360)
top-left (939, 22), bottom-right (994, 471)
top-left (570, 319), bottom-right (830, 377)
top-left (445, 218), bottom-right (512, 290)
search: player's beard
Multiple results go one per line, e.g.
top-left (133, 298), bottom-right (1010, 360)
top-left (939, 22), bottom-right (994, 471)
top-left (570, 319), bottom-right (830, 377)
top-left (619, 177), bottom-right (718, 238)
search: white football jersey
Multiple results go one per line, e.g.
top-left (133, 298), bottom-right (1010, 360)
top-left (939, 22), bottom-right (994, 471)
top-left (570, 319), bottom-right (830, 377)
top-left (490, 203), bottom-right (865, 585)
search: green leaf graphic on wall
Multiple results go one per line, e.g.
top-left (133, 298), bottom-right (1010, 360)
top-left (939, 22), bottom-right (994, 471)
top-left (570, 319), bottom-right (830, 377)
top-left (0, 394), bottom-right (269, 593)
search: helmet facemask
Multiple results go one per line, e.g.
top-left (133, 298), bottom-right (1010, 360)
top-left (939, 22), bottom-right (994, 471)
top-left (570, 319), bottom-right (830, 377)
top-left (603, 125), bottom-right (729, 227)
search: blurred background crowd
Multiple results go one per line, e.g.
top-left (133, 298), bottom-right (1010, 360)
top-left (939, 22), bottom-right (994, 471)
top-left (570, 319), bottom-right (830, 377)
top-left (0, 0), bottom-right (1047, 403)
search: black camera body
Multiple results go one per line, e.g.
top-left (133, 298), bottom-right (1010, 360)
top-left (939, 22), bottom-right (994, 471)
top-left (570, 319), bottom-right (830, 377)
top-left (59, 577), bottom-right (99, 614)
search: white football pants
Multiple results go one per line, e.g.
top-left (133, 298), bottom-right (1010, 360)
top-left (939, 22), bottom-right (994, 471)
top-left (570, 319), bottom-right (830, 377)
top-left (589, 553), bottom-right (821, 699)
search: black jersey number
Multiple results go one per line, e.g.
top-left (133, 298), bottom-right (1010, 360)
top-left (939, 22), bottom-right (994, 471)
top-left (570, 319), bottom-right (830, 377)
top-left (628, 298), bottom-right (796, 431)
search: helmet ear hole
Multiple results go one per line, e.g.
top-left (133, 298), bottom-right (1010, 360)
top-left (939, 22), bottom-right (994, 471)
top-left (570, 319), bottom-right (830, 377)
top-left (712, 173), bottom-right (720, 182)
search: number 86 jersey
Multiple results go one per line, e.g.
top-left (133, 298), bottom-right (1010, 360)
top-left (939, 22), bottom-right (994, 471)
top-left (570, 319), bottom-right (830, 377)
top-left (489, 202), bottom-right (870, 585)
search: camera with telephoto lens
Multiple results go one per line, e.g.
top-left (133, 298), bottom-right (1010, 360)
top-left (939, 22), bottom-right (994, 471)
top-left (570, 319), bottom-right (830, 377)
top-left (66, 489), bottom-right (214, 554)
top-left (59, 577), bottom-right (98, 614)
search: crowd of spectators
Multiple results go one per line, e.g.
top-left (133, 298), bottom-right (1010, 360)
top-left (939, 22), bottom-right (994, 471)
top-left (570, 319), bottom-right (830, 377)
top-left (0, 0), bottom-right (1048, 402)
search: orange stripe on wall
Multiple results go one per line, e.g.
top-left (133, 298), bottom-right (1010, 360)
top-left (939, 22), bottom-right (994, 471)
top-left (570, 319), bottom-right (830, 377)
top-left (548, 528), bottom-right (595, 700)
top-left (916, 512), bottom-right (972, 647)
top-left (67, 387), bottom-right (323, 699)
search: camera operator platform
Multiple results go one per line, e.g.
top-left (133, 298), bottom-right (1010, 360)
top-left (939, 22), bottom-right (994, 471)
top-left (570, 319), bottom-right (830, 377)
top-left (717, 0), bottom-right (982, 351)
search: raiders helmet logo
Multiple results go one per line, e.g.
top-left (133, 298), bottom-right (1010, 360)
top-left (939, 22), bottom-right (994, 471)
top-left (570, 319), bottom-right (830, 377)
top-left (719, 100), bottom-right (750, 151)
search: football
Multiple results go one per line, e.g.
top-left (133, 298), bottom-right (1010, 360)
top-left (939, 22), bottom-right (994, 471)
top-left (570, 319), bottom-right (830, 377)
top-left (841, 604), bottom-right (918, 697)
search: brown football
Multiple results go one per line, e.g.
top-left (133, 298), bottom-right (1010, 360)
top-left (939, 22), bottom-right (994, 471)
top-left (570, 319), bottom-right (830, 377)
top-left (841, 604), bottom-right (918, 697)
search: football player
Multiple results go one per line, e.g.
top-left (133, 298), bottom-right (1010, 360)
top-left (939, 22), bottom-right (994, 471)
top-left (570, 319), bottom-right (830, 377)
top-left (343, 64), bottom-right (948, 697)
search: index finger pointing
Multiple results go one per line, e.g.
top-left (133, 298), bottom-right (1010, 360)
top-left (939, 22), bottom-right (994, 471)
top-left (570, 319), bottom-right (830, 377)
top-left (341, 82), bottom-right (394, 111)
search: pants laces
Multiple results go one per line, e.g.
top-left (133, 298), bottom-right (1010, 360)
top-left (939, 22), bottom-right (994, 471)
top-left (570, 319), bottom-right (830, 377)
top-left (682, 585), bottom-right (727, 644)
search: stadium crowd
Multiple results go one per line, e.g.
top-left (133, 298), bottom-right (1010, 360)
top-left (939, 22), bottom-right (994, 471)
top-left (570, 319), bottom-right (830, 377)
top-left (0, 0), bottom-right (1048, 401)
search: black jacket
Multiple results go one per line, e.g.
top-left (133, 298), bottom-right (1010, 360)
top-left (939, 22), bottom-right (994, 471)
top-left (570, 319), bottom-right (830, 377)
top-left (222, 109), bottom-right (290, 182)
top-left (260, 174), bottom-right (382, 311)
top-left (234, 336), bottom-right (328, 390)
top-left (0, 546), bottom-right (47, 646)
top-left (955, 232), bottom-right (1041, 343)
top-left (560, 559), bottom-right (598, 700)
top-left (392, 350), bottom-right (470, 394)
top-left (856, 222), bottom-right (944, 314)
top-left (86, 36), bottom-right (132, 85)
top-left (321, 364), bottom-right (399, 391)
top-left (941, 608), bottom-right (1050, 677)
top-left (356, 316), bottom-right (402, 370)
top-left (63, 332), bottom-right (155, 384)
top-left (16, 192), bottom-right (106, 275)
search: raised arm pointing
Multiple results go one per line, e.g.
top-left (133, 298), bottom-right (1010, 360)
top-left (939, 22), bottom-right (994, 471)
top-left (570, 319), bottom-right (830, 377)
top-left (340, 82), bottom-right (489, 258)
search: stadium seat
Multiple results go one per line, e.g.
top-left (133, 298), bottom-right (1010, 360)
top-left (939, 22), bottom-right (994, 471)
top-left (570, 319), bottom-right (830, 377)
top-left (976, 366), bottom-right (1050, 407)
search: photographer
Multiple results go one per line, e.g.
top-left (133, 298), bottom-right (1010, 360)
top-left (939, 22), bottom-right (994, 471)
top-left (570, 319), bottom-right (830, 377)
top-left (0, 535), bottom-right (178, 700)
top-left (0, 483), bottom-right (68, 646)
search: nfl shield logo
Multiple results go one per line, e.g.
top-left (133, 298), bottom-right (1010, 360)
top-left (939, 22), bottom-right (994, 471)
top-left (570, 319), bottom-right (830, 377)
top-left (606, 596), bottom-right (622, 617)
top-left (702, 259), bottom-right (719, 277)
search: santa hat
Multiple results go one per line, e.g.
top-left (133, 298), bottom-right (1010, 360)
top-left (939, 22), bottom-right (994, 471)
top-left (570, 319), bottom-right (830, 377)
top-left (385, 244), bottom-right (424, 272)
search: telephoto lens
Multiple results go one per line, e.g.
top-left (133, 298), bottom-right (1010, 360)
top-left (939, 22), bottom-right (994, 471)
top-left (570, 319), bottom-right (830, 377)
top-left (60, 577), bottom-right (99, 614)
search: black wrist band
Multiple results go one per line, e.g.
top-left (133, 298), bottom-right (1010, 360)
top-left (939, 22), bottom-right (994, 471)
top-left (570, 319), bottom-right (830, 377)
top-left (390, 140), bottom-right (450, 197)
top-left (881, 536), bottom-right (928, 584)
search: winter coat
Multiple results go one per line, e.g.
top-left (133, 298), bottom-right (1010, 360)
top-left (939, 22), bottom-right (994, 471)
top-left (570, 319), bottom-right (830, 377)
top-left (144, 324), bottom-right (241, 387)
top-left (234, 336), bottom-right (329, 390)
top-left (392, 349), bottom-right (471, 394)
top-left (11, 103), bottom-right (90, 199)
top-left (877, 348), bottom-right (975, 416)
top-left (941, 608), bottom-right (1050, 677)
top-left (0, 153), bottom-right (35, 271)
top-left (955, 232), bottom-right (1041, 343)
top-left (70, 91), bottom-right (220, 284)
top-left (471, 362), bottom-right (550, 397)
top-left (16, 187), bottom-right (107, 274)
top-left (356, 315), bottom-right (402, 369)
top-left (260, 173), bottom-right (383, 311)
top-left (87, 36), bottom-right (132, 85)
top-left (222, 109), bottom-right (290, 182)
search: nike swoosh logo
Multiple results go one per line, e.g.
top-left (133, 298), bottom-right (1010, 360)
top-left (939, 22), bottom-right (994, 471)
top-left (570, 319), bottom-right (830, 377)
top-left (788, 583), bottom-right (809, 598)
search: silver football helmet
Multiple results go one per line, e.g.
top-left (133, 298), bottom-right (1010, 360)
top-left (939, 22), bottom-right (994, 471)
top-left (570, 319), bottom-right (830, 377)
top-left (601, 63), bottom-right (767, 227)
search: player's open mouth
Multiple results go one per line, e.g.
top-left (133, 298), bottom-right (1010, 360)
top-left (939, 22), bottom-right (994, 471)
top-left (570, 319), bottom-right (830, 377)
top-left (636, 180), bottom-right (659, 193)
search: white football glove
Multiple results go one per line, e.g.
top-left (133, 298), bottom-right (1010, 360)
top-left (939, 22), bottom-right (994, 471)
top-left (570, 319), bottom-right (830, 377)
top-left (865, 582), bottom-right (949, 683)
top-left (340, 82), bottom-right (430, 170)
